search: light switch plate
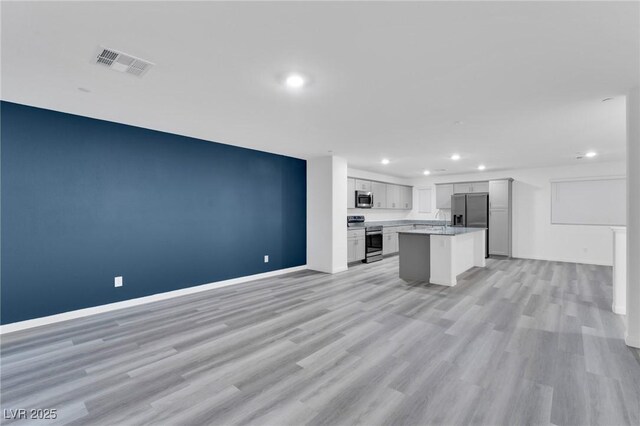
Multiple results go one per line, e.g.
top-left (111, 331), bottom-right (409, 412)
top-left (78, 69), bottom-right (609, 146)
top-left (114, 276), bottom-right (123, 287)
top-left (264, 255), bottom-right (269, 263)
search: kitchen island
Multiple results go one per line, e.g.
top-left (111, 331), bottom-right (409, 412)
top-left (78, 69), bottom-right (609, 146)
top-left (398, 227), bottom-right (486, 286)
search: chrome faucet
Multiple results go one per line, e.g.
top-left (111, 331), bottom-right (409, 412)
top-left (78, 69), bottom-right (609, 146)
top-left (435, 209), bottom-right (448, 230)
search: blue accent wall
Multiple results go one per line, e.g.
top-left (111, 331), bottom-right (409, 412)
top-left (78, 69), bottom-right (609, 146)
top-left (1, 101), bottom-right (306, 324)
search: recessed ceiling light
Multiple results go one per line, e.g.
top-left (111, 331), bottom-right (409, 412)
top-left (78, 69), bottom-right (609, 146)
top-left (478, 165), bottom-right (486, 170)
top-left (78, 87), bottom-right (91, 93)
top-left (451, 154), bottom-right (461, 161)
top-left (381, 158), bottom-right (390, 165)
top-left (423, 170), bottom-right (431, 175)
top-left (585, 151), bottom-right (597, 158)
top-left (453, 120), bottom-right (464, 125)
top-left (285, 73), bottom-right (306, 89)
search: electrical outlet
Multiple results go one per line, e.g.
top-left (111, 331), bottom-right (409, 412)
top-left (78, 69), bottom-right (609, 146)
top-left (264, 255), bottom-right (269, 263)
top-left (114, 276), bottom-right (123, 288)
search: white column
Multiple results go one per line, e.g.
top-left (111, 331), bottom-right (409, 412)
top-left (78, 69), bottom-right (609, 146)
top-left (611, 227), bottom-right (627, 315)
top-left (307, 156), bottom-right (348, 274)
top-left (626, 86), bottom-right (640, 348)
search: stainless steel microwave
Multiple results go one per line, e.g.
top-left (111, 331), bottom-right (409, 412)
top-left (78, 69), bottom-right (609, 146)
top-left (355, 191), bottom-right (373, 208)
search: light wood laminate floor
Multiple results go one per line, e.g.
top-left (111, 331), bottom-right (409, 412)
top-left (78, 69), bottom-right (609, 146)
top-left (1, 257), bottom-right (639, 425)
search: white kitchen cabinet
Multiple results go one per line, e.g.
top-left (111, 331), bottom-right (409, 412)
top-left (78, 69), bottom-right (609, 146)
top-left (489, 179), bottom-right (510, 210)
top-left (471, 181), bottom-right (489, 193)
top-left (356, 236), bottom-right (365, 260)
top-left (453, 181), bottom-right (489, 194)
top-left (489, 209), bottom-right (510, 256)
top-left (453, 183), bottom-right (474, 194)
top-left (355, 179), bottom-right (372, 192)
top-left (347, 238), bottom-right (356, 262)
top-left (347, 178), bottom-right (411, 210)
top-left (398, 226), bottom-right (414, 235)
top-left (391, 232), bottom-right (399, 253)
top-left (387, 185), bottom-right (401, 209)
top-left (383, 231), bottom-right (398, 255)
top-left (488, 178), bottom-right (513, 257)
top-left (382, 226), bottom-right (408, 254)
top-left (400, 186), bottom-right (413, 209)
top-left (347, 178), bottom-right (356, 209)
top-left (371, 181), bottom-right (387, 208)
top-left (347, 230), bottom-right (366, 262)
top-left (435, 184), bottom-right (453, 209)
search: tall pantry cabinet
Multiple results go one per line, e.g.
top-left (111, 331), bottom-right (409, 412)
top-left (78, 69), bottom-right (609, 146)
top-left (488, 179), bottom-right (513, 257)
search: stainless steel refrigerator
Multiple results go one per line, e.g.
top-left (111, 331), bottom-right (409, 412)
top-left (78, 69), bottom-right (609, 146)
top-left (451, 193), bottom-right (489, 257)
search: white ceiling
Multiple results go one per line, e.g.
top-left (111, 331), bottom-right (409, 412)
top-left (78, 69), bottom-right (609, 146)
top-left (2, 1), bottom-right (638, 177)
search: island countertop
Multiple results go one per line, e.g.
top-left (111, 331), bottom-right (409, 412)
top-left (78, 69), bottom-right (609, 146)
top-left (347, 219), bottom-right (446, 230)
top-left (398, 227), bottom-right (486, 236)
top-left (398, 227), bottom-right (487, 286)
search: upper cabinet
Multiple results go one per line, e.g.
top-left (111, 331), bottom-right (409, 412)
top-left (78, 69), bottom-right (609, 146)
top-left (435, 184), bottom-right (453, 209)
top-left (400, 186), bottom-right (412, 210)
top-left (470, 181), bottom-right (489, 193)
top-left (355, 179), bottom-right (371, 192)
top-left (347, 178), bottom-right (356, 208)
top-left (348, 177), bottom-right (412, 210)
top-left (453, 183), bottom-right (474, 194)
top-left (489, 179), bottom-right (510, 210)
top-left (453, 181), bottom-right (489, 194)
top-left (371, 181), bottom-right (387, 209)
top-left (386, 184), bottom-right (400, 209)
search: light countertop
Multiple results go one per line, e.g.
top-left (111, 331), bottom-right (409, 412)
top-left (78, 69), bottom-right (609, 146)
top-left (398, 227), bottom-right (486, 236)
top-left (347, 220), bottom-right (447, 230)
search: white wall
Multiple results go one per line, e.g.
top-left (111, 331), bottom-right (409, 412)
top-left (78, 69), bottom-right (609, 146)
top-left (626, 86), bottom-right (640, 348)
top-left (332, 157), bottom-right (348, 271)
top-left (308, 156), bottom-right (348, 273)
top-left (347, 167), bottom-right (416, 221)
top-left (412, 161), bottom-right (626, 266)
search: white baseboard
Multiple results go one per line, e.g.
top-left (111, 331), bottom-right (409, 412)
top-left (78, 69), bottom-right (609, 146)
top-left (0, 265), bottom-right (307, 335)
top-left (511, 255), bottom-right (612, 266)
top-left (428, 278), bottom-right (455, 287)
top-left (612, 303), bottom-right (627, 315)
top-left (306, 265), bottom-right (348, 274)
top-left (625, 333), bottom-right (640, 349)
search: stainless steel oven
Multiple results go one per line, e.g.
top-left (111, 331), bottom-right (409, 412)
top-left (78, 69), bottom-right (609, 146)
top-left (365, 226), bottom-right (383, 263)
top-left (355, 191), bottom-right (373, 208)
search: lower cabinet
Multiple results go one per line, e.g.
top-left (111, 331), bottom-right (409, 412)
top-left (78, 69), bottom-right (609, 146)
top-left (349, 226), bottom-right (415, 262)
top-left (347, 230), bottom-right (366, 263)
top-left (382, 232), bottom-right (398, 255)
top-left (383, 227), bottom-right (408, 255)
top-left (489, 209), bottom-right (510, 256)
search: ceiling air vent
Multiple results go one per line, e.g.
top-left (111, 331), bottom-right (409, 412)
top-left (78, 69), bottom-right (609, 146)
top-left (93, 47), bottom-right (154, 77)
